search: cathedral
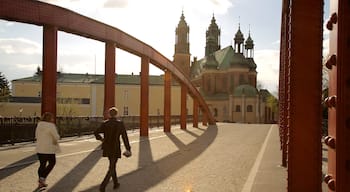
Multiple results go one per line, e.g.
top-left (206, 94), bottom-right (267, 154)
top-left (173, 12), bottom-right (276, 123)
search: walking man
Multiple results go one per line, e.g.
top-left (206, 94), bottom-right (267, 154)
top-left (94, 107), bottom-right (131, 192)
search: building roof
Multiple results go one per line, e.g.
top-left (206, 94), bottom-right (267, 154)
top-left (12, 72), bottom-right (178, 86)
top-left (199, 88), bottom-right (229, 101)
top-left (191, 45), bottom-right (257, 77)
top-left (233, 84), bottom-right (258, 97)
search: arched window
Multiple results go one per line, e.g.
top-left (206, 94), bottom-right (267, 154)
top-left (235, 105), bottom-right (241, 112)
top-left (247, 105), bottom-right (253, 112)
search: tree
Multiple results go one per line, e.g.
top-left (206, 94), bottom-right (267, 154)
top-left (266, 94), bottom-right (278, 113)
top-left (0, 72), bottom-right (10, 101)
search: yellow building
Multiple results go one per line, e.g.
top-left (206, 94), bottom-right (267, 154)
top-left (0, 71), bottom-right (193, 117)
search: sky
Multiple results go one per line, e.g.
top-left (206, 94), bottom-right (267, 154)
top-left (0, 0), bottom-right (330, 95)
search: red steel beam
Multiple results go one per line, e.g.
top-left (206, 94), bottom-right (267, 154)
top-left (325, 0), bottom-right (350, 191)
top-left (140, 56), bottom-right (149, 136)
top-left (279, 0), bottom-right (290, 168)
top-left (287, 0), bottom-right (323, 191)
top-left (41, 25), bottom-right (57, 119)
top-left (103, 42), bottom-right (116, 118)
top-left (163, 70), bottom-right (171, 132)
top-left (193, 99), bottom-right (199, 128)
top-left (180, 84), bottom-right (187, 130)
top-left (0, 0), bottom-right (216, 125)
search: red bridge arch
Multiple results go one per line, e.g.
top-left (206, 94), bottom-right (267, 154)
top-left (0, 0), bottom-right (216, 136)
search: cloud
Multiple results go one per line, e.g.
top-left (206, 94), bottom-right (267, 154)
top-left (104, 0), bottom-right (129, 8)
top-left (210, 0), bottom-right (233, 12)
top-left (0, 38), bottom-right (41, 55)
top-left (255, 49), bottom-right (280, 94)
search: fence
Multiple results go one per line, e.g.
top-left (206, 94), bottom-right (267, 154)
top-left (0, 115), bottom-right (194, 145)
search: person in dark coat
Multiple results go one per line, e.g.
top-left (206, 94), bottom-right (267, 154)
top-left (94, 107), bottom-right (131, 192)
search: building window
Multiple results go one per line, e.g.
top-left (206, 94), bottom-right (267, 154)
top-left (123, 106), bottom-right (129, 116)
top-left (235, 105), bottom-right (241, 112)
top-left (247, 105), bottom-right (253, 112)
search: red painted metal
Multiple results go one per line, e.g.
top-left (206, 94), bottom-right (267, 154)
top-left (180, 84), bottom-right (187, 129)
top-left (279, 0), bottom-right (289, 168)
top-left (193, 99), bottom-right (199, 128)
top-left (0, 0), bottom-right (216, 125)
top-left (103, 42), bottom-right (116, 119)
top-left (202, 113), bottom-right (208, 126)
top-left (326, 1), bottom-right (350, 191)
top-left (140, 56), bottom-right (149, 136)
top-left (286, 0), bottom-right (323, 191)
top-left (41, 25), bottom-right (57, 120)
top-left (163, 70), bottom-right (171, 132)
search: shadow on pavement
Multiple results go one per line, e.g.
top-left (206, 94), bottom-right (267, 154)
top-left (79, 125), bottom-right (218, 192)
top-left (0, 154), bottom-right (38, 180)
top-left (48, 145), bottom-right (101, 192)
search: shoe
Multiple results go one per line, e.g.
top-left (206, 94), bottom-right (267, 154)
top-left (113, 183), bottom-right (120, 189)
top-left (38, 178), bottom-right (48, 188)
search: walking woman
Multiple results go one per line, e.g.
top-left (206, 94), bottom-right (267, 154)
top-left (35, 112), bottom-right (61, 190)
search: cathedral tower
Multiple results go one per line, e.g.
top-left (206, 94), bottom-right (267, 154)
top-left (234, 24), bottom-right (245, 54)
top-left (174, 11), bottom-right (191, 76)
top-left (245, 30), bottom-right (254, 58)
top-left (205, 14), bottom-right (221, 56)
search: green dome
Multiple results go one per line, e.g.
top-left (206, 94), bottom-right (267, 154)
top-left (233, 84), bottom-right (258, 97)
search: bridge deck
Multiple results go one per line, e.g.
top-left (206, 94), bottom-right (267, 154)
top-left (0, 123), bottom-right (286, 192)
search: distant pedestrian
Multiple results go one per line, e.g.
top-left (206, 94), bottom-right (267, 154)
top-left (94, 107), bottom-right (131, 192)
top-left (35, 112), bottom-right (61, 190)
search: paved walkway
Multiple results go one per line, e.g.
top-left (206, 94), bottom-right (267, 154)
top-left (0, 123), bottom-right (286, 192)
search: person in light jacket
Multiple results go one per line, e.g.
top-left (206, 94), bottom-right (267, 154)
top-left (94, 107), bottom-right (131, 192)
top-left (35, 112), bottom-right (61, 189)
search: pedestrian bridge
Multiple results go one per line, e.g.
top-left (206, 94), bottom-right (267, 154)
top-left (0, 123), bottom-right (287, 192)
top-left (2, 0), bottom-right (350, 191)
top-left (0, 0), bottom-right (215, 137)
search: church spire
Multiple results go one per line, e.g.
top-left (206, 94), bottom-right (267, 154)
top-left (174, 11), bottom-right (191, 76)
top-left (245, 26), bottom-right (254, 58)
top-left (234, 20), bottom-right (245, 54)
top-left (205, 14), bottom-right (221, 56)
top-left (175, 10), bottom-right (190, 54)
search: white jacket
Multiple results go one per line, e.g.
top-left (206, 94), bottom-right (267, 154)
top-left (35, 121), bottom-right (61, 154)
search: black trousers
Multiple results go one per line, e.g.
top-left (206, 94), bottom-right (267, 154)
top-left (101, 156), bottom-right (118, 188)
top-left (37, 153), bottom-right (56, 179)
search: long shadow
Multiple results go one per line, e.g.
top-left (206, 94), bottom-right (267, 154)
top-left (193, 126), bottom-right (206, 131)
top-left (48, 145), bottom-right (101, 192)
top-left (166, 132), bottom-right (186, 149)
top-left (80, 125), bottom-right (218, 192)
top-left (0, 154), bottom-right (38, 180)
top-left (183, 129), bottom-right (200, 138)
top-left (138, 136), bottom-right (153, 169)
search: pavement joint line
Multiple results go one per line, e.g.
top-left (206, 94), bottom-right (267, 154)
top-left (241, 125), bottom-right (274, 192)
top-left (0, 129), bottom-right (189, 171)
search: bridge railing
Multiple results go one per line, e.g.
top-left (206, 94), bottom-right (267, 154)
top-left (0, 115), bottom-right (195, 145)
